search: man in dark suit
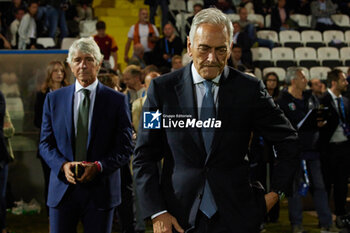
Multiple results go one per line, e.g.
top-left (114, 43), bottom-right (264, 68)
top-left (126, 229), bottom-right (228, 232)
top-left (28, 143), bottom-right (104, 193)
top-left (319, 69), bottom-right (350, 228)
top-left (133, 8), bottom-right (299, 233)
top-left (39, 38), bottom-right (133, 233)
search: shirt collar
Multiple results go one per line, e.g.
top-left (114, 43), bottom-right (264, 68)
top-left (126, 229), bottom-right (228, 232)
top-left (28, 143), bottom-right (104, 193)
top-left (191, 63), bottom-right (221, 85)
top-left (328, 88), bottom-right (342, 99)
top-left (75, 78), bottom-right (98, 93)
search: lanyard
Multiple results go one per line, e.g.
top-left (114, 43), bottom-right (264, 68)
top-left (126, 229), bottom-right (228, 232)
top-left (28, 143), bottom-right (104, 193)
top-left (339, 97), bottom-right (347, 123)
top-left (301, 160), bottom-right (310, 185)
top-left (164, 39), bottom-right (174, 62)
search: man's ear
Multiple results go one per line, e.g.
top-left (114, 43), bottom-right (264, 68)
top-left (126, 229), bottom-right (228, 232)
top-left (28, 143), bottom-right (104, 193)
top-left (96, 60), bottom-right (103, 73)
top-left (227, 42), bottom-right (233, 57)
top-left (187, 36), bottom-right (192, 57)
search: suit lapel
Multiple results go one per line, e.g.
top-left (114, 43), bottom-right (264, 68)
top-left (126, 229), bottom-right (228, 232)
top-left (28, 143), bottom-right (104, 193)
top-left (328, 92), bottom-right (337, 112)
top-left (88, 82), bottom-right (102, 150)
top-left (64, 85), bottom-right (75, 158)
top-left (205, 66), bottom-right (230, 164)
top-left (325, 91), bottom-right (341, 119)
top-left (175, 64), bottom-right (205, 155)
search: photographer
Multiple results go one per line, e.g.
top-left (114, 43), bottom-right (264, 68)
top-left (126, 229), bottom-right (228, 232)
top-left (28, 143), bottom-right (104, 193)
top-left (151, 23), bottom-right (182, 70)
top-left (276, 67), bottom-right (339, 233)
top-left (124, 8), bottom-right (159, 66)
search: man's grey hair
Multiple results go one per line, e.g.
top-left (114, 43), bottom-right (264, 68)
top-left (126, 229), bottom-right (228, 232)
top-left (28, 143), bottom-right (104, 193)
top-left (66, 38), bottom-right (103, 65)
top-left (285, 67), bottom-right (303, 85)
top-left (189, 8), bottom-right (233, 47)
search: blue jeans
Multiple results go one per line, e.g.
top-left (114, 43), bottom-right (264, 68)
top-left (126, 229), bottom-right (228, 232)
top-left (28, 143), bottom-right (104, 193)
top-left (288, 159), bottom-right (332, 227)
top-left (149, 0), bottom-right (169, 29)
top-left (37, 6), bottom-right (48, 29)
top-left (0, 164), bottom-right (8, 230)
top-left (245, 23), bottom-right (274, 49)
top-left (46, 5), bottom-right (68, 39)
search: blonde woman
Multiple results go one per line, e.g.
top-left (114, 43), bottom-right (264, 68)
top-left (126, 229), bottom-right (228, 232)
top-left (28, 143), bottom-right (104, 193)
top-left (34, 61), bottom-right (69, 217)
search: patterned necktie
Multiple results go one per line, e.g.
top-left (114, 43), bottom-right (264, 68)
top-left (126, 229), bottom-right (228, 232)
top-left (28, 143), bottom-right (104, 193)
top-left (200, 80), bottom-right (216, 154)
top-left (75, 89), bottom-right (90, 161)
top-left (336, 97), bottom-right (346, 123)
top-left (199, 80), bottom-right (217, 218)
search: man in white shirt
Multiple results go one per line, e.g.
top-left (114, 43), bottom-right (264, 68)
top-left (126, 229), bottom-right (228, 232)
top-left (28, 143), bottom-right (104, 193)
top-left (18, 1), bottom-right (38, 50)
top-left (9, 7), bottom-right (25, 48)
top-left (124, 8), bottom-right (159, 66)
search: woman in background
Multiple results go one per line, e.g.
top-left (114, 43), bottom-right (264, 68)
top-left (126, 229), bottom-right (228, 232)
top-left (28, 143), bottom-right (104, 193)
top-left (34, 61), bottom-right (69, 218)
top-left (264, 72), bottom-right (280, 100)
top-left (249, 72), bottom-right (281, 230)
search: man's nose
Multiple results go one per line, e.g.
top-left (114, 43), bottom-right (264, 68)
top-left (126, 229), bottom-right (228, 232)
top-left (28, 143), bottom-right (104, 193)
top-left (79, 60), bottom-right (87, 68)
top-left (207, 49), bottom-right (217, 63)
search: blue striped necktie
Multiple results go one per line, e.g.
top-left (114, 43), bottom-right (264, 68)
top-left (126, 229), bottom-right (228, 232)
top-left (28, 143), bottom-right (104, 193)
top-left (199, 80), bottom-right (217, 218)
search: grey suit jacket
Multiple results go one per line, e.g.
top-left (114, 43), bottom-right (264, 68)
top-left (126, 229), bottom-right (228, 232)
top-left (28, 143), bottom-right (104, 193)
top-left (310, 0), bottom-right (337, 29)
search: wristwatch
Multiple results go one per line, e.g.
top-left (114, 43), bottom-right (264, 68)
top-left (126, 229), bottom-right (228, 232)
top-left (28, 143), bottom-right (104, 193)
top-left (272, 190), bottom-right (285, 201)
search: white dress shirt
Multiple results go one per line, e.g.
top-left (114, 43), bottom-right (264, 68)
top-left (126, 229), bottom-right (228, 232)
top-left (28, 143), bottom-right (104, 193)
top-left (191, 64), bottom-right (220, 117)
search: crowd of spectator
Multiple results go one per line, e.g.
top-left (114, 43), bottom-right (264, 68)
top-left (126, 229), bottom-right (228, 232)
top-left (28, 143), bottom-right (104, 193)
top-left (0, 0), bottom-right (93, 49)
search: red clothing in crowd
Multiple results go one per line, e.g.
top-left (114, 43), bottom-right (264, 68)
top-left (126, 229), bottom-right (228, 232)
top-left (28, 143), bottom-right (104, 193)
top-left (93, 34), bottom-right (118, 60)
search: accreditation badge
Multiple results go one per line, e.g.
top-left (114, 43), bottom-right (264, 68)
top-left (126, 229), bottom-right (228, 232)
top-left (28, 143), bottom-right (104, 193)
top-left (288, 102), bottom-right (296, 111)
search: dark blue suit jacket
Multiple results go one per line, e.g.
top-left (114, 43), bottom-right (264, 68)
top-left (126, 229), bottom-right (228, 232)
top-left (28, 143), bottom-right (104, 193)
top-left (39, 82), bottom-right (133, 209)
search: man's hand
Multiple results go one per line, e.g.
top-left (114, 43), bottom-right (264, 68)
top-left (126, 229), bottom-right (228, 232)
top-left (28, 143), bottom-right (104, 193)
top-left (124, 55), bottom-right (129, 63)
top-left (317, 120), bottom-right (327, 128)
top-left (61, 161), bottom-right (82, 184)
top-left (113, 64), bottom-right (118, 72)
top-left (149, 35), bottom-right (158, 43)
top-left (76, 163), bottom-right (99, 183)
top-left (152, 212), bottom-right (184, 233)
top-left (4, 40), bottom-right (11, 49)
top-left (282, 23), bottom-right (290, 29)
top-left (264, 192), bottom-right (279, 213)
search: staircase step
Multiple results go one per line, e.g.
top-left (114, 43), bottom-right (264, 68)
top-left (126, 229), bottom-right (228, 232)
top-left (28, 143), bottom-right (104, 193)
top-left (92, 0), bottom-right (159, 70)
